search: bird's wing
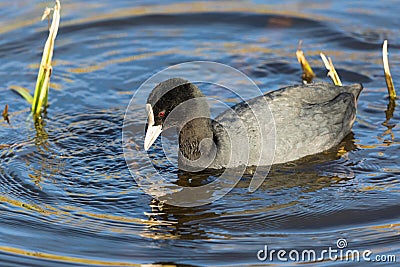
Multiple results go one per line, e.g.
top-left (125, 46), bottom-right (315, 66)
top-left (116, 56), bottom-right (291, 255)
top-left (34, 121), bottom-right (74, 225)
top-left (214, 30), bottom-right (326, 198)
top-left (272, 91), bottom-right (357, 164)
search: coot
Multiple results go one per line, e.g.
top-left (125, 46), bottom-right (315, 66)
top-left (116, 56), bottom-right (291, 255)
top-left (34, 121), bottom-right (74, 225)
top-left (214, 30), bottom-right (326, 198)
top-left (145, 78), bottom-right (362, 171)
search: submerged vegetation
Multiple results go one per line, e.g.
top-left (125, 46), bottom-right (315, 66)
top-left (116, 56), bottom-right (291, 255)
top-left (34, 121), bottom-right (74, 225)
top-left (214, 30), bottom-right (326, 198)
top-left (12, 0), bottom-right (61, 120)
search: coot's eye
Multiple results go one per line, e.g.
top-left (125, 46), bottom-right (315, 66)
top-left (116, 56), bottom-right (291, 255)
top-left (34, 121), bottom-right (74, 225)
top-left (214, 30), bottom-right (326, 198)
top-left (158, 111), bottom-right (165, 117)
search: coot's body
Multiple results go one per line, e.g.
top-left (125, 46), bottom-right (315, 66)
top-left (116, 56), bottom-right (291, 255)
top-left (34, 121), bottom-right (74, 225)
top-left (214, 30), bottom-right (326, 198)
top-left (145, 78), bottom-right (362, 171)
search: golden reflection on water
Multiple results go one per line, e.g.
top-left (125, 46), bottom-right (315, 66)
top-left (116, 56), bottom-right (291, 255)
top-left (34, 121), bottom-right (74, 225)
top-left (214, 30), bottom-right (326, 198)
top-left (0, 196), bottom-right (48, 214)
top-left (78, 2), bottom-right (330, 26)
top-left (1, 117), bottom-right (179, 239)
top-left (0, 1), bottom-right (332, 38)
top-left (0, 245), bottom-right (143, 266)
top-left (1, 192), bottom-right (179, 233)
top-left (0, 17), bottom-right (38, 35)
top-left (69, 49), bottom-right (179, 73)
top-left (1, 208), bottom-right (394, 265)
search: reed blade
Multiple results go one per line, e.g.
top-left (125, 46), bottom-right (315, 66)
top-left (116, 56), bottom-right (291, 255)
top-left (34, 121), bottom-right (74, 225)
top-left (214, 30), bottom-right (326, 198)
top-left (382, 40), bottom-right (396, 99)
top-left (10, 86), bottom-right (33, 104)
top-left (31, 0), bottom-right (60, 117)
top-left (320, 52), bottom-right (342, 86)
top-left (296, 41), bottom-right (315, 84)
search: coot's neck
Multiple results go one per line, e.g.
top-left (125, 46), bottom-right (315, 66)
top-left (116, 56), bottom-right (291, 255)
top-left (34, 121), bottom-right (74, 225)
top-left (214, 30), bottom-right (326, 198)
top-left (175, 93), bottom-right (216, 171)
top-left (179, 117), bottom-right (214, 161)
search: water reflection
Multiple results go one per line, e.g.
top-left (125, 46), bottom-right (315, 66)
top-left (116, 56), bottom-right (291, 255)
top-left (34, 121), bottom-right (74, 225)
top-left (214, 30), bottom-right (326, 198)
top-left (140, 132), bottom-right (358, 241)
top-left (1, 1), bottom-right (400, 266)
top-left (23, 116), bottom-right (65, 188)
top-left (381, 98), bottom-right (396, 142)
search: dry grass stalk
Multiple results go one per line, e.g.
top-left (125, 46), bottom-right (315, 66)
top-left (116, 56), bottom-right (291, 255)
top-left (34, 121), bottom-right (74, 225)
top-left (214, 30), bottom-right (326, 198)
top-left (320, 52), bottom-right (342, 86)
top-left (382, 40), bottom-right (396, 99)
top-left (296, 41), bottom-right (315, 84)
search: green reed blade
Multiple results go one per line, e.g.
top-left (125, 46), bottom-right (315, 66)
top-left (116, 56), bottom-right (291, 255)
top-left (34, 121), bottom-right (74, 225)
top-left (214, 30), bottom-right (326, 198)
top-left (31, 0), bottom-right (60, 117)
top-left (10, 86), bottom-right (33, 104)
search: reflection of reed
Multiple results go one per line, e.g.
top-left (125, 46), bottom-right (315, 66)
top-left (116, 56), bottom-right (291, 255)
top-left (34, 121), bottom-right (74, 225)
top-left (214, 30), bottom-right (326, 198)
top-left (380, 98), bottom-right (396, 142)
top-left (384, 98), bottom-right (396, 124)
top-left (30, 117), bottom-right (49, 187)
top-left (22, 117), bottom-right (65, 187)
top-left (34, 117), bottom-right (49, 148)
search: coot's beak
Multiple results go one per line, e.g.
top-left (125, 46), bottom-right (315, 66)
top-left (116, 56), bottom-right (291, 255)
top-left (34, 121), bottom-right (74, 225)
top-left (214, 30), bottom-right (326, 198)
top-left (144, 104), bottom-right (162, 151)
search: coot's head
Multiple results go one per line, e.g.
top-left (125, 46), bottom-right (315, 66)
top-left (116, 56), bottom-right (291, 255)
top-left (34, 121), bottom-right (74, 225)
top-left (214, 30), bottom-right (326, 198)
top-left (144, 78), bottom-right (206, 150)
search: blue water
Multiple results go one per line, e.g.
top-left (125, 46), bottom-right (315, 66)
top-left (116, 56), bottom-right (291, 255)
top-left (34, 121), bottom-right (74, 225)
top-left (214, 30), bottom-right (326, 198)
top-left (0, 1), bottom-right (399, 266)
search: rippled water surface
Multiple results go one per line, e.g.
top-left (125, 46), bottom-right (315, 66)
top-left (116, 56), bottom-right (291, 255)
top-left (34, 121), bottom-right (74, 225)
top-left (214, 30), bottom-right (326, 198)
top-left (1, 1), bottom-right (399, 266)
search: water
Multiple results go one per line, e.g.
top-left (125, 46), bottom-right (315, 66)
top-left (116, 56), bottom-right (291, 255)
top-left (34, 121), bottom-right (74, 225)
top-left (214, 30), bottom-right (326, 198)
top-left (0, 0), bottom-right (399, 266)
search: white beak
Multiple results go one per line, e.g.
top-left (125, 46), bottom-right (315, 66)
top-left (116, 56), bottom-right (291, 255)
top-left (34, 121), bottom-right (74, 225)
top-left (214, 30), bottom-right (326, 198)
top-left (144, 104), bottom-right (162, 151)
